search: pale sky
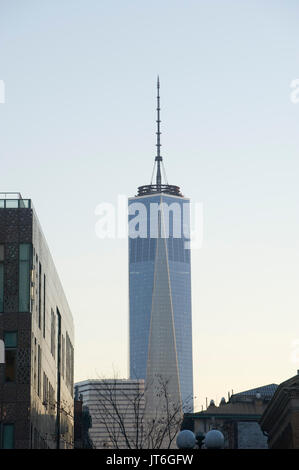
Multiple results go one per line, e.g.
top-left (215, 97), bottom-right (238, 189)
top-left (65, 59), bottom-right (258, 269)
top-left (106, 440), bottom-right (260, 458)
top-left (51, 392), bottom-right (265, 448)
top-left (1, 0), bottom-right (299, 410)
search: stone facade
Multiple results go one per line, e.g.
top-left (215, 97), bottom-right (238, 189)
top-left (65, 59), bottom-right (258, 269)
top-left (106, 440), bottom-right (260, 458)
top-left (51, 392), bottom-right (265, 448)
top-left (183, 384), bottom-right (277, 449)
top-left (260, 374), bottom-right (299, 449)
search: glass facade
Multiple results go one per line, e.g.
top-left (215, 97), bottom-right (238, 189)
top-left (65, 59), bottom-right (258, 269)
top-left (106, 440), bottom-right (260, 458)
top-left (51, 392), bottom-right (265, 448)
top-left (2, 424), bottom-right (14, 449)
top-left (129, 193), bottom-right (193, 411)
top-left (0, 198), bottom-right (31, 209)
top-left (4, 331), bottom-right (17, 382)
top-left (19, 243), bottom-right (31, 312)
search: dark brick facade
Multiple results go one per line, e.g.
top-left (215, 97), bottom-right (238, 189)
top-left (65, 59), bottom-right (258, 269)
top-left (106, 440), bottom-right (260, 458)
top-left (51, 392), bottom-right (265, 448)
top-left (0, 198), bottom-right (74, 449)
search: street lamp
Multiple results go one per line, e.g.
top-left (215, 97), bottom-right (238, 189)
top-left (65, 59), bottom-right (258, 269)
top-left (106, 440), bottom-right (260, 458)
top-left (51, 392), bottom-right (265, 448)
top-left (204, 430), bottom-right (224, 449)
top-left (176, 430), bottom-right (196, 449)
top-left (177, 429), bottom-right (224, 450)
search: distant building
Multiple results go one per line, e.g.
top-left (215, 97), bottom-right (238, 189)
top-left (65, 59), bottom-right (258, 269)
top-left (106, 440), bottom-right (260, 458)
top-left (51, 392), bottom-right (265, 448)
top-left (74, 393), bottom-right (93, 448)
top-left (260, 373), bottom-right (299, 448)
top-left (183, 384), bottom-right (278, 449)
top-left (0, 193), bottom-right (74, 449)
top-left (75, 379), bottom-right (145, 448)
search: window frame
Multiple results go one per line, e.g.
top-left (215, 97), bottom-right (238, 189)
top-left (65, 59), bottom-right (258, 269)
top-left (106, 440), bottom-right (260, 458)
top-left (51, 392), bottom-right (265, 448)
top-left (4, 330), bottom-right (18, 383)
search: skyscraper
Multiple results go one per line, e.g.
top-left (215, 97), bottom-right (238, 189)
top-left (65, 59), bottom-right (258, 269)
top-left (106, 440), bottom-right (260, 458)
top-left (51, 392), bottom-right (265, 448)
top-left (129, 79), bottom-right (193, 412)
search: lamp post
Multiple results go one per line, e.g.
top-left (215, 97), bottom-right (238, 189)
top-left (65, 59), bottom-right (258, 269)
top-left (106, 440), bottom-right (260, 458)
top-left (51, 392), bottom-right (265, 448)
top-left (195, 431), bottom-right (205, 449)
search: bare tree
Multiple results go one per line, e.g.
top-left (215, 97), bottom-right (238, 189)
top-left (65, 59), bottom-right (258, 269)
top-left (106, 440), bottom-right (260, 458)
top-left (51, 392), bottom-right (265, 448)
top-left (90, 374), bottom-right (191, 449)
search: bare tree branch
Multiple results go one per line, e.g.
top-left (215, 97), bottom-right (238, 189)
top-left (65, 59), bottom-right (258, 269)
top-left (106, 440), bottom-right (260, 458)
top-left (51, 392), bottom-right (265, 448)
top-left (89, 374), bottom-right (185, 449)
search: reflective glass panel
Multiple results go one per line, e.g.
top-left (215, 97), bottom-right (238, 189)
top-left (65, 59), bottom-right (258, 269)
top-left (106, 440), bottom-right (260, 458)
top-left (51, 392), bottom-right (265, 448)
top-left (2, 424), bottom-right (14, 449)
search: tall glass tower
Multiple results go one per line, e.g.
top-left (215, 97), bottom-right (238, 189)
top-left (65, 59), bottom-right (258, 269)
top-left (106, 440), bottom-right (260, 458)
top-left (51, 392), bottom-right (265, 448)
top-left (129, 78), bottom-right (193, 412)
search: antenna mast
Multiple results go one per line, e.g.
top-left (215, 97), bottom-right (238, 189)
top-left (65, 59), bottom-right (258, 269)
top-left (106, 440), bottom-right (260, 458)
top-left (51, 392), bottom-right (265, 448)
top-left (155, 76), bottom-right (162, 189)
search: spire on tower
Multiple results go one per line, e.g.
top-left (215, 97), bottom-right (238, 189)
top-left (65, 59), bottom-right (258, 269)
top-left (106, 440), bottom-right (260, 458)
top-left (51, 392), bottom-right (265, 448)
top-left (155, 75), bottom-right (162, 188)
top-left (137, 77), bottom-right (182, 197)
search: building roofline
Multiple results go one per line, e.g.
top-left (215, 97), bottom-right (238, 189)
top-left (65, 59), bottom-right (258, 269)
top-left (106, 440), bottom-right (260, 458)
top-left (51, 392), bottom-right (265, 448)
top-left (260, 374), bottom-right (299, 429)
top-left (129, 193), bottom-right (189, 201)
top-left (184, 412), bottom-right (263, 421)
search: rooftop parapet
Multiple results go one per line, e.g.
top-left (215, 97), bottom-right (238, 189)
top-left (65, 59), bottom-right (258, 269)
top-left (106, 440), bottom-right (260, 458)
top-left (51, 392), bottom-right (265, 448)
top-left (137, 184), bottom-right (183, 197)
top-left (0, 192), bottom-right (31, 209)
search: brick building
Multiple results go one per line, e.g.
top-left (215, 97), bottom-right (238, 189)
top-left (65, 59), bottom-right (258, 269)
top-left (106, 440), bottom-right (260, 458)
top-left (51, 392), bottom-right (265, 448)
top-left (0, 193), bottom-right (74, 448)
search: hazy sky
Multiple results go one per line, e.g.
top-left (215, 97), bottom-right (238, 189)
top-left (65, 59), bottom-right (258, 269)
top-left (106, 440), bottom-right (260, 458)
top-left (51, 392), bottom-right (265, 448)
top-left (1, 0), bottom-right (299, 410)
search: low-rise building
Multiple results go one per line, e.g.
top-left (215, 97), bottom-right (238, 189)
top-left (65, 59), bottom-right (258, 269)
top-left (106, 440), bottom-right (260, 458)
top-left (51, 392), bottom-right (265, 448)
top-left (183, 384), bottom-right (277, 449)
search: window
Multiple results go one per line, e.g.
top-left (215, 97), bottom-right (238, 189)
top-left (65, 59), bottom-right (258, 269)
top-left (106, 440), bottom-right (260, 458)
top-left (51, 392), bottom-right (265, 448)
top-left (43, 372), bottom-right (49, 406)
top-left (4, 331), bottom-right (17, 348)
top-left (4, 331), bottom-right (17, 382)
top-left (70, 345), bottom-right (74, 397)
top-left (66, 332), bottom-right (74, 394)
top-left (2, 424), bottom-right (14, 449)
top-left (66, 333), bottom-right (70, 387)
top-left (33, 427), bottom-right (39, 449)
top-left (5, 200), bottom-right (18, 209)
top-left (38, 262), bottom-right (41, 329)
top-left (19, 244), bottom-right (31, 312)
top-left (43, 274), bottom-right (46, 338)
top-left (49, 382), bottom-right (55, 414)
top-left (56, 309), bottom-right (61, 432)
top-left (34, 254), bottom-right (38, 324)
top-left (37, 344), bottom-right (41, 397)
top-left (61, 335), bottom-right (65, 379)
top-left (51, 309), bottom-right (56, 359)
top-left (0, 244), bottom-right (4, 312)
top-left (33, 337), bottom-right (37, 390)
